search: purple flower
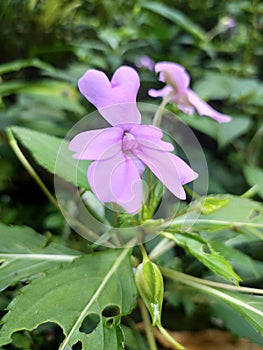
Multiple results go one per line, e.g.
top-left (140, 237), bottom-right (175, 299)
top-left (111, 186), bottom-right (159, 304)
top-left (135, 55), bottom-right (155, 71)
top-left (69, 66), bottom-right (198, 214)
top-left (149, 62), bottom-right (231, 123)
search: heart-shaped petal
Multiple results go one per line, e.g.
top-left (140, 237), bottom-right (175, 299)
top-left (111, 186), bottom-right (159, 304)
top-left (78, 66), bottom-right (141, 126)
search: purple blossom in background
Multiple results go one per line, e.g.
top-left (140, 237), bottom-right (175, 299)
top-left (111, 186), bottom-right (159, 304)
top-left (69, 66), bottom-right (198, 214)
top-left (135, 55), bottom-right (155, 71)
top-left (149, 62), bottom-right (231, 123)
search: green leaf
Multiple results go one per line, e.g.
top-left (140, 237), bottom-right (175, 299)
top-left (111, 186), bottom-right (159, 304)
top-left (0, 58), bottom-right (55, 75)
top-left (194, 73), bottom-right (233, 100)
top-left (194, 72), bottom-right (263, 104)
top-left (0, 80), bottom-right (84, 114)
top-left (210, 242), bottom-right (263, 283)
top-left (142, 2), bottom-right (208, 42)
top-left (162, 268), bottom-right (263, 336)
top-left (161, 231), bottom-right (241, 284)
top-left (166, 195), bottom-right (263, 233)
top-left (243, 165), bottom-right (263, 199)
top-left (0, 222), bottom-right (80, 291)
top-left (11, 126), bottom-right (90, 189)
top-left (122, 326), bottom-right (148, 350)
top-left (211, 301), bottom-right (263, 346)
top-left (217, 116), bottom-right (252, 148)
top-left (0, 249), bottom-right (137, 349)
top-left (206, 290), bottom-right (263, 335)
top-left (178, 113), bottom-right (251, 147)
top-left (177, 113), bottom-right (218, 139)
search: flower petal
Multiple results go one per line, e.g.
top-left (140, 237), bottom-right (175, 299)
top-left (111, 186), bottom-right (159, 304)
top-left (171, 92), bottom-right (195, 115)
top-left (78, 69), bottom-right (111, 109)
top-left (88, 152), bottom-right (143, 214)
top-left (135, 147), bottom-right (198, 200)
top-left (148, 85), bottom-right (173, 99)
top-left (78, 66), bottom-right (141, 125)
top-left (69, 127), bottom-right (123, 160)
top-left (130, 124), bottom-right (174, 151)
top-left (186, 89), bottom-right (232, 123)
top-left (155, 62), bottom-right (190, 92)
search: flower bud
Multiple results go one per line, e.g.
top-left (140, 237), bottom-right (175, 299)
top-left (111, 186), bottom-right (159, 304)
top-left (135, 257), bottom-right (164, 326)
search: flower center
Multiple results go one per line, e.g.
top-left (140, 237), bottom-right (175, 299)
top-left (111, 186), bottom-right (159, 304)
top-left (122, 132), bottom-right (138, 152)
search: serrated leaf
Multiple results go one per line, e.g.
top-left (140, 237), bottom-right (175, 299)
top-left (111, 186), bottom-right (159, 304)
top-left (210, 243), bottom-right (263, 283)
top-left (161, 231), bottom-right (241, 283)
top-left (0, 222), bottom-right (80, 291)
top-left (0, 249), bottom-right (137, 350)
top-left (166, 195), bottom-right (263, 233)
top-left (11, 126), bottom-right (90, 189)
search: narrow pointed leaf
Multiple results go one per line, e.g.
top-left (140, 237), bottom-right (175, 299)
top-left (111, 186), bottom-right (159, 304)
top-left (161, 231), bottom-right (241, 283)
top-left (142, 2), bottom-right (207, 42)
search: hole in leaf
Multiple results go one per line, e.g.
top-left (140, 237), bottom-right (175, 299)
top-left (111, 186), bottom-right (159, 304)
top-left (102, 305), bottom-right (120, 317)
top-left (248, 209), bottom-right (260, 220)
top-left (79, 313), bottom-right (100, 334)
top-left (72, 341), bottom-right (82, 350)
top-left (29, 322), bottom-right (64, 348)
top-left (105, 318), bottom-right (114, 327)
top-left (202, 245), bottom-right (212, 254)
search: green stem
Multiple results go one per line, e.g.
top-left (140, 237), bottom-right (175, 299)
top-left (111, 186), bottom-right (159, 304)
top-left (138, 299), bottom-right (158, 350)
top-left (153, 92), bottom-right (174, 127)
top-left (161, 217), bottom-right (263, 229)
top-left (241, 185), bottom-right (259, 198)
top-left (160, 267), bottom-right (263, 295)
top-left (149, 238), bottom-right (175, 260)
top-left (161, 267), bottom-right (263, 319)
top-left (248, 226), bottom-right (263, 241)
top-left (184, 185), bottom-right (200, 200)
top-left (6, 128), bottom-right (102, 244)
top-left (6, 128), bottom-right (59, 209)
top-left (157, 323), bottom-right (185, 350)
top-left (139, 243), bottom-right (149, 261)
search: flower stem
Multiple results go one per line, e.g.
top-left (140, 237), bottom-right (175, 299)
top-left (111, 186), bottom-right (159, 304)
top-left (156, 323), bottom-right (185, 350)
top-left (149, 239), bottom-right (175, 260)
top-left (153, 92), bottom-right (174, 127)
top-left (138, 299), bottom-right (158, 350)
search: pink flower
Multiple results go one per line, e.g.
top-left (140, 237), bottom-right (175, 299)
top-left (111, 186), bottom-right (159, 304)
top-left (135, 55), bottom-right (155, 71)
top-left (69, 66), bottom-right (198, 214)
top-left (149, 62), bottom-right (231, 123)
